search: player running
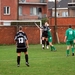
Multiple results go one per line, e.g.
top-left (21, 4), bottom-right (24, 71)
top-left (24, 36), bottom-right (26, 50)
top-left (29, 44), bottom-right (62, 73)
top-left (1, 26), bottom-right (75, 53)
top-left (14, 26), bottom-right (29, 67)
top-left (64, 25), bottom-right (74, 56)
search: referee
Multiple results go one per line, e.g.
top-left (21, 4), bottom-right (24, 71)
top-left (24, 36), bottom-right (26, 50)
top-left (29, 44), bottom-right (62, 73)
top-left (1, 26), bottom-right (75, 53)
top-left (14, 26), bottom-right (29, 67)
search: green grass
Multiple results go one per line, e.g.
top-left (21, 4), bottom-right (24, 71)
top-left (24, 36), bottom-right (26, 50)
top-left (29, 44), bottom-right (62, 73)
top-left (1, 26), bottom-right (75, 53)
top-left (0, 44), bottom-right (75, 75)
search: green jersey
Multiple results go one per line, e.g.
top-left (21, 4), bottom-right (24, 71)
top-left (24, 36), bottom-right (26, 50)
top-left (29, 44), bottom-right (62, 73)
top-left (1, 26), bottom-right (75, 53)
top-left (65, 28), bottom-right (74, 41)
top-left (73, 29), bottom-right (75, 39)
top-left (48, 30), bottom-right (52, 38)
top-left (48, 30), bottom-right (52, 42)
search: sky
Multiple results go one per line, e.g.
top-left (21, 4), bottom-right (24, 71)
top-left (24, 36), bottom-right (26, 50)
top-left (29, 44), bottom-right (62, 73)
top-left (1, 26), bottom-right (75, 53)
top-left (48, 0), bottom-right (55, 1)
top-left (48, 0), bottom-right (61, 2)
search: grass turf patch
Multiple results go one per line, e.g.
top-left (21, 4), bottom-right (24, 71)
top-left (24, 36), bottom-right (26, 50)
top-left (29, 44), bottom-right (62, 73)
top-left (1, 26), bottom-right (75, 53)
top-left (0, 44), bottom-right (75, 75)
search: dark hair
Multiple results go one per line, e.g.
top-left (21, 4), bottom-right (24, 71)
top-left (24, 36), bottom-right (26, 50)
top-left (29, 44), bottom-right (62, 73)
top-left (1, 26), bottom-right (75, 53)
top-left (69, 25), bottom-right (71, 28)
top-left (19, 26), bottom-right (22, 30)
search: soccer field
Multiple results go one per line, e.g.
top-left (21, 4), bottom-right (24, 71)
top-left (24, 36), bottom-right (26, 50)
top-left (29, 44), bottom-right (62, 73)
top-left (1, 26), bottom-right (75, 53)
top-left (0, 44), bottom-right (75, 75)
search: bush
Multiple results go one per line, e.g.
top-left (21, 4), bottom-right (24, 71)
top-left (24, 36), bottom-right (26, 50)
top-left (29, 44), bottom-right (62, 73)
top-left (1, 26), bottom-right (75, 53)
top-left (41, 18), bottom-right (48, 25)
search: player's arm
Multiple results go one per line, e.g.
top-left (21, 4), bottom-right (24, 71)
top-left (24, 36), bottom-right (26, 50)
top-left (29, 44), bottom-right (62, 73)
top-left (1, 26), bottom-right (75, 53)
top-left (38, 26), bottom-right (43, 30)
top-left (14, 34), bottom-right (18, 45)
top-left (64, 36), bottom-right (67, 42)
top-left (34, 22), bottom-right (43, 30)
top-left (73, 30), bottom-right (75, 43)
top-left (24, 33), bottom-right (29, 48)
top-left (64, 31), bottom-right (67, 42)
top-left (26, 40), bottom-right (29, 48)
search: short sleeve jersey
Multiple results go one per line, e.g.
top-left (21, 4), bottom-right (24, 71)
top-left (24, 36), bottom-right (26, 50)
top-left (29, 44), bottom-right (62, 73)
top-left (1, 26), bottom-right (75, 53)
top-left (65, 28), bottom-right (74, 41)
top-left (41, 25), bottom-right (50, 33)
top-left (41, 25), bottom-right (48, 32)
top-left (14, 31), bottom-right (28, 48)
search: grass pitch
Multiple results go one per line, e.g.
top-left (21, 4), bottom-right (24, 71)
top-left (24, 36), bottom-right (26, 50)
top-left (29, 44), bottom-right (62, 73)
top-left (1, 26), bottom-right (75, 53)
top-left (0, 44), bottom-right (75, 75)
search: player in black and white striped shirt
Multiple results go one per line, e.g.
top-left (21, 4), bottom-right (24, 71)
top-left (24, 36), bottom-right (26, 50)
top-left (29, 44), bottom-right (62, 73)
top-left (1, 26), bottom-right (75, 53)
top-left (41, 22), bottom-right (49, 49)
top-left (14, 26), bottom-right (29, 67)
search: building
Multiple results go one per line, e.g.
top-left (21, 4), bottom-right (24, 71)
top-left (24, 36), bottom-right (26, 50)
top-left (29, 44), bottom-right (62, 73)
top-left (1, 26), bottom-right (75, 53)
top-left (0, 0), bottom-right (48, 26)
top-left (19, 0), bottom-right (48, 20)
top-left (0, 0), bottom-right (18, 25)
top-left (47, 0), bottom-right (75, 25)
top-left (47, 0), bottom-right (75, 43)
top-left (68, 0), bottom-right (75, 17)
top-left (48, 0), bottom-right (75, 18)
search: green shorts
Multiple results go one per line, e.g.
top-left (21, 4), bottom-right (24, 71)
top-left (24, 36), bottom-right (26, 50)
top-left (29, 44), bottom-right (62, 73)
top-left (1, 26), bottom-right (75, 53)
top-left (48, 37), bottom-right (52, 42)
top-left (66, 40), bottom-right (74, 45)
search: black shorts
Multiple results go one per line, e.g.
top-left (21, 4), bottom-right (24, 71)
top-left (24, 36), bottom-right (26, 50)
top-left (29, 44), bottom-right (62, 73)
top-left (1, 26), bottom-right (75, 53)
top-left (42, 31), bottom-right (48, 38)
top-left (16, 48), bottom-right (27, 53)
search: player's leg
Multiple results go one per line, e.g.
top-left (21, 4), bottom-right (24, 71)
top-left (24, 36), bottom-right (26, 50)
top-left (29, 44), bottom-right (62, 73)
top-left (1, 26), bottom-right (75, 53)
top-left (71, 46), bottom-right (74, 56)
top-left (45, 32), bottom-right (49, 49)
top-left (24, 49), bottom-right (29, 67)
top-left (71, 41), bottom-right (74, 56)
top-left (46, 38), bottom-right (49, 49)
top-left (42, 37), bottom-right (45, 49)
top-left (17, 52), bottom-right (21, 67)
top-left (66, 45), bottom-right (70, 56)
top-left (48, 37), bottom-right (56, 51)
top-left (49, 42), bottom-right (53, 51)
top-left (49, 42), bottom-right (56, 51)
top-left (66, 41), bottom-right (70, 56)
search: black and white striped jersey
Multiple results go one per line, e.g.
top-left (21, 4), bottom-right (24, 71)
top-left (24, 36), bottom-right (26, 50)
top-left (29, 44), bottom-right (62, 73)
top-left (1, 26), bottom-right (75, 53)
top-left (14, 31), bottom-right (28, 48)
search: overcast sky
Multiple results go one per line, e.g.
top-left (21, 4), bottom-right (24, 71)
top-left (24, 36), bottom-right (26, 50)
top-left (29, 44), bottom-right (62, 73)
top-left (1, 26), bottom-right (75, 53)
top-left (48, 0), bottom-right (61, 2)
top-left (48, 0), bottom-right (55, 1)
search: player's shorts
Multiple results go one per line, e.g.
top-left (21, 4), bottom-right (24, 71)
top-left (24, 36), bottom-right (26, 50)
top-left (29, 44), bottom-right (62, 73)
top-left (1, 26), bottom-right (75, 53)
top-left (48, 37), bottom-right (52, 42)
top-left (42, 31), bottom-right (48, 38)
top-left (16, 48), bottom-right (27, 53)
top-left (66, 40), bottom-right (74, 45)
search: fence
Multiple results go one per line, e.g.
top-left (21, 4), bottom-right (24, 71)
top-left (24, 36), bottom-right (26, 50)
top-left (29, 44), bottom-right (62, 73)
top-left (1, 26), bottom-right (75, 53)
top-left (0, 25), bottom-right (75, 45)
top-left (0, 26), bottom-right (40, 44)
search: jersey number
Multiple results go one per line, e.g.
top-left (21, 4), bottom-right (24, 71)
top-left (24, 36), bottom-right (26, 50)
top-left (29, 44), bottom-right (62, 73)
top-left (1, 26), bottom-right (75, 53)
top-left (18, 38), bottom-right (24, 43)
top-left (69, 31), bottom-right (73, 35)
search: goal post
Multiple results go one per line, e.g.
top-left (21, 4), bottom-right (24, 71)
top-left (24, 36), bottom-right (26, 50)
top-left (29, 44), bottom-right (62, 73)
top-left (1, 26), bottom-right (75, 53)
top-left (0, 20), bottom-right (42, 44)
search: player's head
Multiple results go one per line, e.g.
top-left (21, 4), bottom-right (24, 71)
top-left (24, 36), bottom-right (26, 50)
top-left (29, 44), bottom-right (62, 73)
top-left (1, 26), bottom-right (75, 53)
top-left (69, 25), bottom-right (71, 28)
top-left (45, 22), bottom-right (48, 26)
top-left (19, 26), bottom-right (22, 30)
top-left (47, 24), bottom-right (49, 26)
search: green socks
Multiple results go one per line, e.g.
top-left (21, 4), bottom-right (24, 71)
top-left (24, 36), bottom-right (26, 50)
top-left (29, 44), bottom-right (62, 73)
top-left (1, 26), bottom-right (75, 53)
top-left (72, 47), bottom-right (74, 53)
top-left (66, 49), bottom-right (69, 56)
top-left (50, 46), bottom-right (53, 51)
top-left (66, 48), bottom-right (74, 56)
top-left (50, 46), bottom-right (56, 51)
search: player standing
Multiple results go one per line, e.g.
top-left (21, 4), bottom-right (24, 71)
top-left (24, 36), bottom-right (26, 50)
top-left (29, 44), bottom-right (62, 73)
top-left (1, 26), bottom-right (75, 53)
top-left (64, 25), bottom-right (74, 56)
top-left (14, 26), bottom-right (29, 67)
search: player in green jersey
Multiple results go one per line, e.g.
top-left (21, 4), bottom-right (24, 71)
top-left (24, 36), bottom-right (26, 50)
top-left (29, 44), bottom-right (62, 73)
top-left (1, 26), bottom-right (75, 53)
top-left (47, 27), bottom-right (56, 51)
top-left (64, 25), bottom-right (74, 56)
top-left (73, 29), bottom-right (75, 50)
top-left (73, 29), bottom-right (75, 39)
